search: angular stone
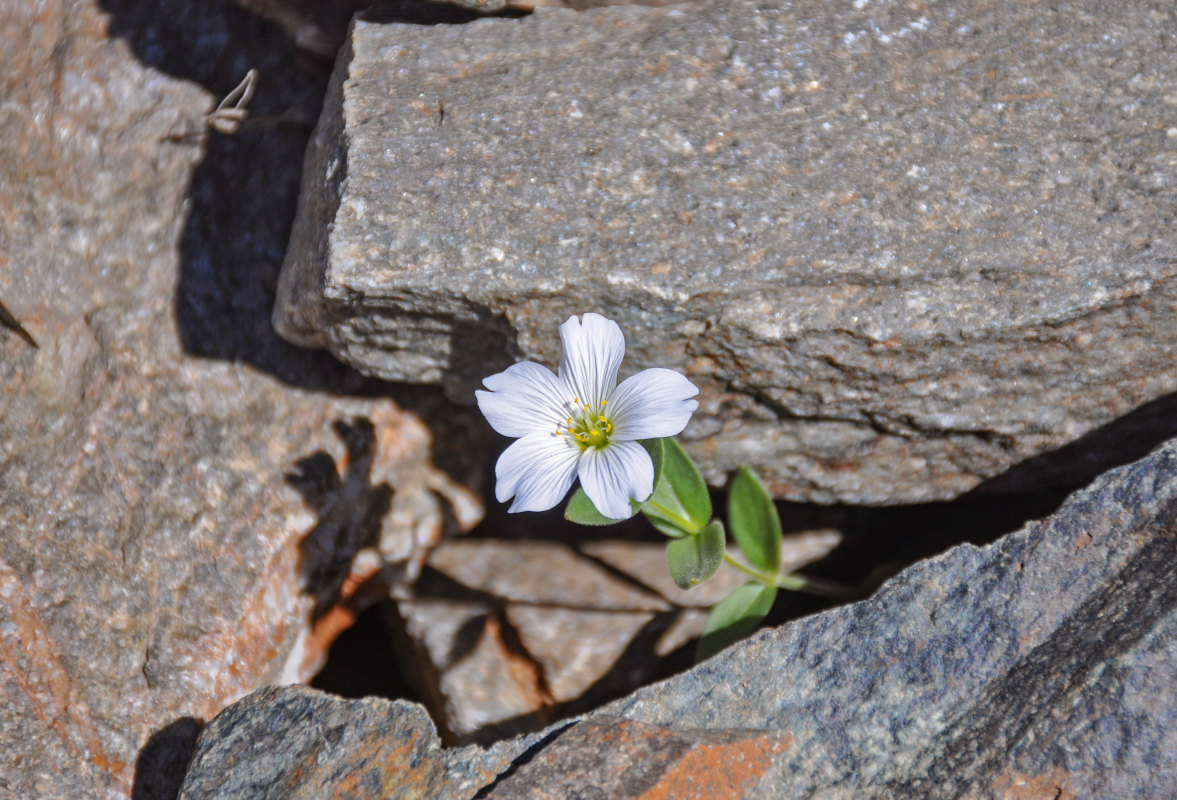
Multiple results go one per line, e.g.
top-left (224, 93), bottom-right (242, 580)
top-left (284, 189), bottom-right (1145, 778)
top-left (480, 717), bottom-right (793, 800)
top-left (177, 684), bottom-right (529, 800)
top-left (425, 538), bottom-right (670, 610)
top-left (275, 0), bottom-right (1177, 504)
top-left (395, 599), bottom-right (553, 741)
top-left (392, 539), bottom-right (671, 742)
top-left (581, 530), bottom-right (842, 608)
top-left (582, 438), bottom-right (1177, 797)
top-left (0, 1), bottom-right (478, 797)
top-left (390, 535), bottom-right (838, 743)
top-left (184, 438), bottom-right (1177, 796)
top-left (504, 605), bottom-right (659, 702)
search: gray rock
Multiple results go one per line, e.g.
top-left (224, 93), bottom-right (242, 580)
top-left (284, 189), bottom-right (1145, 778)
top-left (479, 716), bottom-right (794, 799)
top-left (275, 0), bottom-right (1177, 504)
top-left (0, 1), bottom-right (478, 797)
top-left (177, 684), bottom-right (530, 800)
top-left (527, 437), bottom-right (1177, 798)
top-left (179, 435), bottom-right (1177, 797)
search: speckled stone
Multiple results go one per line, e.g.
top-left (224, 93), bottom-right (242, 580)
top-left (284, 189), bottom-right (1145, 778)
top-left (275, 0), bottom-right (1177, 504)
top-left (590, 438), bottom-right (1177, 797)
top-left (180, 437), bottom-right (1177, 797)
top-left (0, 1), bottom-right (478, 797)
top-left (177, 684), bottom-right (531, 800)
top-left (480, 717), bottom-right (794, 799)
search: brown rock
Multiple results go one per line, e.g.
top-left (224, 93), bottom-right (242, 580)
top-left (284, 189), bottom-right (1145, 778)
top-left (0, 1), bottom-right (478, 796)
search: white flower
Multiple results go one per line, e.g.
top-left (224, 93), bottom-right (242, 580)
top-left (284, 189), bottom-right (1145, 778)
top-left (476, 313), bottom-right (699, 519)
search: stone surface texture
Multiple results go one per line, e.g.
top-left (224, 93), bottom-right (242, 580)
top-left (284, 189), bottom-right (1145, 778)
top-left (182, 437), bottom-right (1177, 797)
top-left (275, 0), bottom-right (1177, 504)
top-left (177, 684), bottom-right (531, 800)
top-left (0, 1), bottom-right (478, 797)
top-left (391, 533), bottom-right (838, 743)
top-left (482, 717), bottom-right (794, 800)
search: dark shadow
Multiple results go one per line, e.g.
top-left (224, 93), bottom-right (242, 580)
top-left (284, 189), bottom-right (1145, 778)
top-left (471, 721), bottom-right (579, 800)
top-left (311, 600), bottom-right (419, 701)
top-left (98, 0), bottom-right (482, 391)
top-left (769, 392), bottom-right (1177, 623)
top-left (0, 298), bottom-right (38, 348)
top-left (287, 417), bottom-right (393, 618)
top-left (968, 390), bottom-right (1177, 497)
top-left (131, 716), bottom-right (203, 800)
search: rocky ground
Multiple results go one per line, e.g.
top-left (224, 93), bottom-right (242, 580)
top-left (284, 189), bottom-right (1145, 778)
top-left (3, 0), bottom-right (1176, 798)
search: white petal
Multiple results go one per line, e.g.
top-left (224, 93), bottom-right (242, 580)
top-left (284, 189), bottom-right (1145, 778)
top-left (494, 432), bottom-right (581, 513)
top-left (557, 313), bottom-right (625, 408)
top-left (578, 441), bottom-right (654, 520)
top-left (476, 361), bottom-right (569, 438)
top-left (608, 368), bottom-right (699, 441)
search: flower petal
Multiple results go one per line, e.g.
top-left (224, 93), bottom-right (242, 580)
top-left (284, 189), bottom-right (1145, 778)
top-left (608, 368), bottom-right (699, 441)
top-left (557, 313), bottom-right (625, 408)
top-left (578, 441), bottom-right (654, 520)
top-left (476, 361), bottom-right (569, 438)
top-left (494, 432), bottom-right (581, 513)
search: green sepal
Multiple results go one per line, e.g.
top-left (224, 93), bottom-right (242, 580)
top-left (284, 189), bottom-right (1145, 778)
top-left (666, 519), bottom-right (725, 589)
top-left (565, 488), bottom-right (626, 525)
top-left (639, 438), bottom-right (711, 537)
top-left (727, 466), bottom-right (782, 573)
top-left (696, 582), bottom-right (778, 661)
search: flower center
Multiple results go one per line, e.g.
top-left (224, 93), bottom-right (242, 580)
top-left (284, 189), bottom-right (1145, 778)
top-left (557, 398), bottom-right (614, 450)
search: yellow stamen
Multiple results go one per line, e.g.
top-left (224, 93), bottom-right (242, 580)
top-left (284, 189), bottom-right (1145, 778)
top-left (560, 397), bottom-right (615, 450)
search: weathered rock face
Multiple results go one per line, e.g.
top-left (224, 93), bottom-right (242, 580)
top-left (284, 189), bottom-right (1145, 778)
top-left (181, 436), bottom-right (1177, 797)
top-left (274, 0), bottom-right (1177, 504)
top-left (389, 532), bottom-right (839, 744)
top-left (176, 685), bottom-right (531, 800)
top-left (0, 1), bottom-right (478, 797)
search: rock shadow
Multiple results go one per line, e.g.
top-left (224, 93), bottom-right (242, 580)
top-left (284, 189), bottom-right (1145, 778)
top-left (779, 389), bottom-right (1177, 616)
top-left (97, 0), bottom-right (481, 391)
top-left (286, 417), bottom-right (392, 619)
top-left (131, 716), bottom-right (203, 800)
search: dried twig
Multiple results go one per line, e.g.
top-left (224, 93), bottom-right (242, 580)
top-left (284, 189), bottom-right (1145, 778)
top-left (207, 68), bottom-right (258, 135)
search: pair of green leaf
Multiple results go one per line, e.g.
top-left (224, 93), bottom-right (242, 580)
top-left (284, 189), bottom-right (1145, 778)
top-left (565, 438), bottom-right (789, 660)
top-left (695, 466), bottom-right (786, 659)
top-left (641, 438), bottom-right (725, 590)
top-left (564, 439), bottom-right (723, 590)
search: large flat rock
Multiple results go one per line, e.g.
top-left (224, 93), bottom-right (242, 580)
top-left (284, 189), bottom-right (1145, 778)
top-left (181, 435), bottom-right (1177, 797)
top-left (0, 1), bottom-right (478, 797)
top-left (275, 0), bottom-right (1177, 504)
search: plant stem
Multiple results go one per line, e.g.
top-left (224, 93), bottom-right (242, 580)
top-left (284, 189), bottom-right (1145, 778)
top-left (643, 500), bottom-right (699, 535)
top-left (722, 553), bottom-right (857, 600)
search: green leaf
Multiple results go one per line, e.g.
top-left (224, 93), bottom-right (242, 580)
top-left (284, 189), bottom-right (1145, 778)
top-left (564, 488), bottom-right (625, 525)
top-left (639, 438), bottom-right (711, 536)
top-left (696, 582), bottom-right (778, 661)
top-left (727, 466), bottom-right (782, 573)
top-left (642, 437), bottom-right (666, 486)
top-left (666, 520), bottom-right (725, 589)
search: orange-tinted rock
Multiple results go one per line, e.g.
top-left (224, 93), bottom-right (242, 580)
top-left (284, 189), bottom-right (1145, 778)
top-left (479, 717), bottom-right (793, 800)
top-left (0, 1), bottom-right (479, 796)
